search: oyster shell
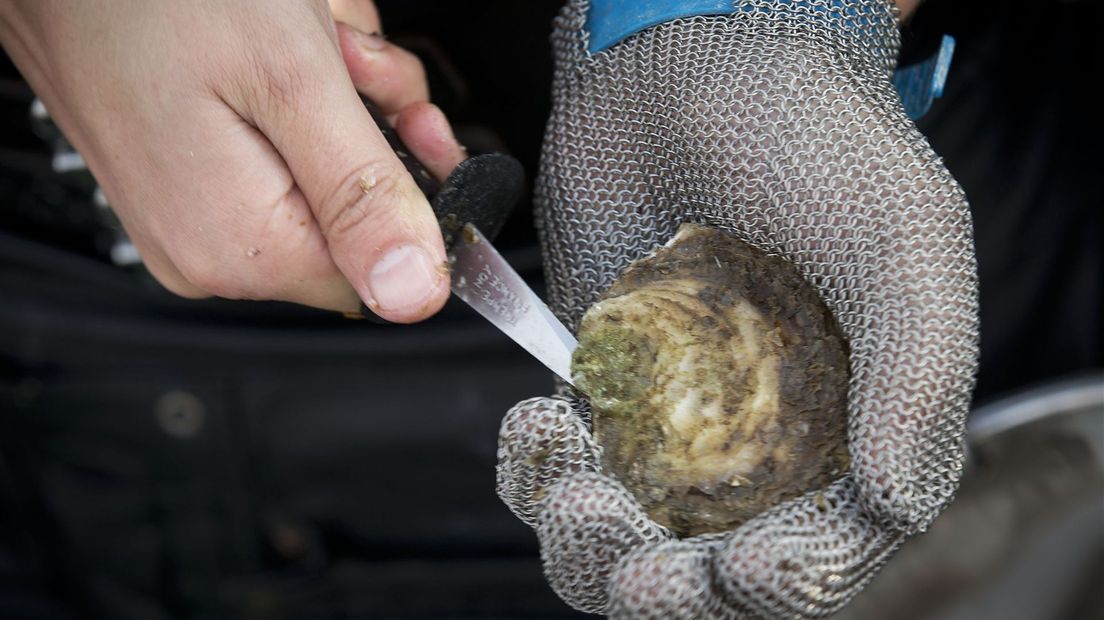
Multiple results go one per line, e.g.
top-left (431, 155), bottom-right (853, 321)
top-left (572, 224), bottom-right (850, 537)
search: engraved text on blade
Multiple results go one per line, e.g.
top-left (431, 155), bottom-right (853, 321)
top-left (473, 263), bottom-right (526, 326)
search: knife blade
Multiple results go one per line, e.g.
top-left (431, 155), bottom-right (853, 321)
top-left (360, 97), bottom-right (578, 384)
top-left (449, 224), bottom-right (577, 386)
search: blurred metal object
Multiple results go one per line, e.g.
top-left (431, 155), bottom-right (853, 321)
top-left (29, 98), bottom-right (87, 174)
top-left (29, 97), bottom-right (140, 266)
top-left (968, 374), bottom-right (1104, 443)
top-left (835, 374), bottom-right (1104, 620)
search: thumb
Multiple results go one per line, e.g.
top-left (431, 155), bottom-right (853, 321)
top-left (244, 40), bottom-right (449, 323)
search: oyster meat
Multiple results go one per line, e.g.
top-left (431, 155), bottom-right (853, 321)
top-left (571, 224), bottom-right (850, 537)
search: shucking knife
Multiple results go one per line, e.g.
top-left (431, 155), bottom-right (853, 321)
top-left (361, 99), bottom-right (577, 386)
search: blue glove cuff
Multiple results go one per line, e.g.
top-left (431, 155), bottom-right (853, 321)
top-left (585, 0), bottom-right (734, 54)
top-left (892, 35), bottom-right (955, 119)
top-left (586, 0), bottom-right (871, 54)
top-left (584, 0), bottom-right (954, 120)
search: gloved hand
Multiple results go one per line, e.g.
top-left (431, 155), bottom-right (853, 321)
top-left (497, 1), bottom-right (979, 617)
top-left (0, 0), bottom-right (465, 321)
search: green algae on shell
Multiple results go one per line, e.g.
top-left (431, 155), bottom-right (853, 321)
top-left (572, 224), bottom-right (851, 537)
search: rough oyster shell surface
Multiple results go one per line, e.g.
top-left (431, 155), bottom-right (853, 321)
top-left (571, 224), bottom-right (850, 537)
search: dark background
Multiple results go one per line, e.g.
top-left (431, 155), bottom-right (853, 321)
top-left (1, 1), bottom-right (1100, 618)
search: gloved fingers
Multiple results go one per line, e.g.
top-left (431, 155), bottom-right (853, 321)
top-left (495, 397), bottom-right (600, 528)
top-left (603, 479), bottom-right (904, 619)
top-left (712, 477), bottom-right (905, 619)
top-left (535, 471), bottom-right (673, 614)
top-left (825, 157), bottom-right (978, 532)
top-left (608, 537), bottom-right (742, 620)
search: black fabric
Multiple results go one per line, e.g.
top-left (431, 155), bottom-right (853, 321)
top-left (0, 231), bottom-right (576, 618)
top-left (0, 0), bottom-right (1100, 618)
top-left (905, 0), bottom-right (1103, 402)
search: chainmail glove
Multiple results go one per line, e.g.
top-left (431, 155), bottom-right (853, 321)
top-left (497, 1), bottom-right (979, 617)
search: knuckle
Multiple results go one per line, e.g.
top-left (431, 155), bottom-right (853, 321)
top-left (361, 47), bottom-right (427, 103)
top-left (316, 163), bottom-right (409, 240)
top-left (395, 48), bottom-right (427, 84)
top-left (237, 38), bottom-right (316, 114)
top-left (257, 62), bottom-right (308, 112)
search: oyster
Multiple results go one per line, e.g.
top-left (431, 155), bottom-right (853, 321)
top-left (572, 224), bottom-right (850, 537)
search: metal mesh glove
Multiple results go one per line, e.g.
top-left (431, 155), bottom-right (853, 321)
top-left (497, 0), bottom-right (979, 617)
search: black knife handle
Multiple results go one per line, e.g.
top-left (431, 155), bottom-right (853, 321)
top-left (354, 98), bottom-right (526, 322)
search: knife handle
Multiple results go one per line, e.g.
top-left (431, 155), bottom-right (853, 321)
top-left (359, 96), bottom-right (523, 249)
top-left (355, 98), bottom-right (527, 322)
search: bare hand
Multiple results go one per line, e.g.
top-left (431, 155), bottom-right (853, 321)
top-left (0, 0), bottom-right (466, 321)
